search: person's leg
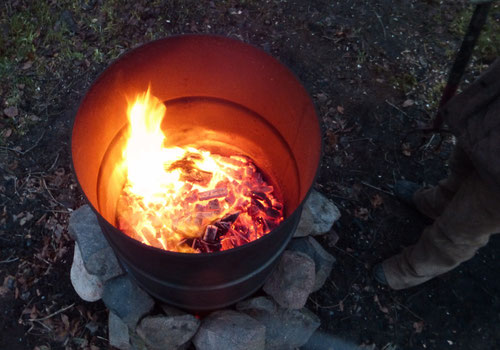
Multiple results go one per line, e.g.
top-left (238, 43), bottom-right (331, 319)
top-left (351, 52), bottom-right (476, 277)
top-left (383, 171), bottom-right (500, 290)
top-left (413, 144), bottom-right (474, 219)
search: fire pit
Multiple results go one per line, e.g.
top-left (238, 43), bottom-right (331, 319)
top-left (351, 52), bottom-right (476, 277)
top-left (72, 35), bottom-right (321, 310)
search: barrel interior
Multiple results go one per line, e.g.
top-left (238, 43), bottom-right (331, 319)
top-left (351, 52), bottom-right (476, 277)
top-left (71, 35), bottom-right (321, 310)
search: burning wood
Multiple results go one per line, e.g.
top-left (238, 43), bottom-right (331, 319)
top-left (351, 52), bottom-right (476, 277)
top-left (168, 156), bottom-right (213, 186)
top-left (198, 188), bottom-right (228, 201)
top-left (202, 225), bottom-right (218, 243)
top-left (115, 89), bottom-right (284, 253)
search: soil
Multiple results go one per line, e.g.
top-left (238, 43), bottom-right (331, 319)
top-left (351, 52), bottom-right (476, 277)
top-left (1, 0), bottom-right (499, 349)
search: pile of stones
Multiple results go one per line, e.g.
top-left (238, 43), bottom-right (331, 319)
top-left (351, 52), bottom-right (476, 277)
top-left (69, 190), bottom-right (341, 350)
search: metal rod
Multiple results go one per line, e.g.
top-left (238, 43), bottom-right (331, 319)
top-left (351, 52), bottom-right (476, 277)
top-left (433, 2), bottom-right (492, 129)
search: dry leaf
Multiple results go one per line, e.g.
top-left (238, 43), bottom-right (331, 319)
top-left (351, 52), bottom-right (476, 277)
top-left (338, 300), bottom-right (344, 312)
top-left (337, 105), bottom-right (345, 114)
top-left (29, 305), bottom-right (38, 319)
top-left (2, 128), bottom-right (12, 138)
top-left (370, 194), bottom-right (384, 208)
top-left (22, 61), bottom-right (33, 70)
top-left (374, 295), bottom-right (389, 314)
top-left (354, 207), bottom-right (370, 220)
top-left (325, 231), bottom-right (339, 247)
top-left (326, 131), bottom-right (338, 147)
top-left (3, 106), bottom-right (18, 118)
top-left (316, 93), bottom-right (328, 103)
top-left (0, 285), bottom-right (9, 298)
top-left (8, 160), bottom-right (18, 170)
top-left (19, 212), bottom-right (34, 226)
top-left (402, 99), bottom-right (414, 107)
top-left (351, 183), bottom-right (363, 198)
top-left (61, 313), bottom-right (70, 330)
top-left (413, 321), bottom-right (424, 333)
top-left (401, 143), bottom-right (412, 157)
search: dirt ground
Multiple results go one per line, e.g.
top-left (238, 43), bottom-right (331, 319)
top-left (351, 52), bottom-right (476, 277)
top-left (1, 0), bottom-right (499, 349)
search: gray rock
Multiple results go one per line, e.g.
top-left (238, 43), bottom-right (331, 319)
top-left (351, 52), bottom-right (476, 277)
top-left (237, 296), bottom-right (320, 350)
top-left (102, 275), bottom-right (154, 328)
top-left (287, 237), bottom-right (336, 291)
top-left (295, 190), bottom-right (341, 237)
top-left (70, 242), bottom-right (103, 302)
top-left (108, 311), bottom-right (131, 350)
top-left (69, 205), bottom-right (123, 282)
top-left (294, 204), bottom-right (314, 238)
top-left (302, 331), bottom-right (365, 350)
top-left (236, 296), bottom-right (277, 314)
top-left (130, 330), bottom-right (148, 350)
top-left (137, 314), bottom-right (199, 350)
top-left (324, 230), bottom-right (340, 247)
top-left (161, 304), bottom-right (188, 317)
top-left (193, 310), bottom-right (265, 350)
top-left (263, 250), bottom-right (315, 309)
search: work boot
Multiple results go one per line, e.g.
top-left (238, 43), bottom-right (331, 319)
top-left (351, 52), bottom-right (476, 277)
top-left (372, 263), bottom-right (388, 286)
top-left (393, 180), bottom-right (420, 208)
top-left (394, 181), bottom-right (438, 221)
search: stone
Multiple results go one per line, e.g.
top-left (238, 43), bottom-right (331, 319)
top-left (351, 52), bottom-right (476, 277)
top-left (102, 275), bottom-right (154, 328)
top-left (294, 204), bottom-right (314, 238)
top-left (161, 304), bottom-right (189, 317)
top-left (3, 106), bottom-right (18, 118)
top-left (129, 331), bottom-right (148, 350)
top-left (324, 230), bottom-right (340, 247)
top-left (302, 331), bottom-right (363, 350)
top-left (263, 250), bottom-right (315, 309)
top-left (70, 242), bottom-right (103, 302)
top-left (295, 190), bottom-right (341, 237)
top-left (69, 205), bottom-right (123, 282)
top-left (287, 237), bottom-right (336, 291)
top-left (108, 311), bottom-right (131, 350)
top-left (137, 314), bottom-right (200, 350)
top-left (193, 310), bottom-right (265, 350)
top-left (236, 296), bottom-right (277, 314)
top-left (237, 296), bottom-right (321, 350)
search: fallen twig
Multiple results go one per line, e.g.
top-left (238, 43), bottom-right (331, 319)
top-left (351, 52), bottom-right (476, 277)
top-left (373, 10), bottom-right (387, 39)
top-left (361, 181), bottom-right (394, 196)
top-left (41, 177), bottom-right (69, 210)
top-left (0, 256), bottom-right (19, 264)
top-left (421, 134), bottom-right (437, 151)
top-left (28, 303), bottom-right (75, 322)
top-left (385, 100), bottom-right (409, 117)
top-left (32, 319), bottom-right (53, 332)
top-left (309, 273), bottom-right (360, 309)
top-left (46, 152), bottom-right (60, 172)
top-left (331, 245), bottom-right (365, 265)
top-left (391, 297), bottom-right (424, 321)
top-left (0, 132), bottom-right (45, 155)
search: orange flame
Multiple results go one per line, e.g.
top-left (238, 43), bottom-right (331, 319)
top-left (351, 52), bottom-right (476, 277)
top-left (117, 88), bottom-right (284, 253)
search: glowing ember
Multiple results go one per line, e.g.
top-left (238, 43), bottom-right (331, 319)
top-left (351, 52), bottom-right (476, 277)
top-left (116, 88), bottom-right (284, 253)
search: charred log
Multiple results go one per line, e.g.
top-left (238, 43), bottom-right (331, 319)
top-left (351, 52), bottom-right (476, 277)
top-left (168, 157), bottom-right (213, 186)
top-left (199, 188), bottom-right (228, 201)
top-left (221, 211), bottom-right (240, 223)
top-left (203, 225), bottom-right (219, 243)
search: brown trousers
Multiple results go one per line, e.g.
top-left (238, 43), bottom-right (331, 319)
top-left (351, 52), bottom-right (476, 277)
top-left (383, 145), bottom-right (500, 290)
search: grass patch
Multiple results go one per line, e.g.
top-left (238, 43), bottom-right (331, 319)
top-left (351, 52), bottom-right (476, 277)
top-left (389, 72), bottom-right (418, 94)
top-left (449, 3), bottom-right (500, 63)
